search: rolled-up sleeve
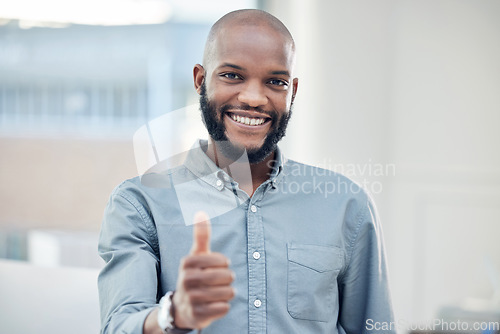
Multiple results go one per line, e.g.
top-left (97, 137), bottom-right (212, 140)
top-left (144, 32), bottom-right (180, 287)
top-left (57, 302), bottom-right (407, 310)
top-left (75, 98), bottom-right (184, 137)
top-left (337, 198), bottom-right (395, 334)
top-left (98, 184), bottom-right (161, 334)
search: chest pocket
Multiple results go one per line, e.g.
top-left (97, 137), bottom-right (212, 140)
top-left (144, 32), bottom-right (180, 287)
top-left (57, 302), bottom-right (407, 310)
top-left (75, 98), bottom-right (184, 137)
top-left (287, 243), bottom-right (344, 322)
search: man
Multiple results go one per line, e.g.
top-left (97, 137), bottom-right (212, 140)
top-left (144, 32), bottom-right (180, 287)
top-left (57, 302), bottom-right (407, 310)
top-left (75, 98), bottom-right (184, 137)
top-left (98, 9), bottom-right (394, 334)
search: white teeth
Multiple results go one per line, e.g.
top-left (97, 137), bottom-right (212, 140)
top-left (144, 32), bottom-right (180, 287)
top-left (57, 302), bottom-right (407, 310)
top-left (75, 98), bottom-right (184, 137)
top-left (230, 114), bottom-right (266, 126)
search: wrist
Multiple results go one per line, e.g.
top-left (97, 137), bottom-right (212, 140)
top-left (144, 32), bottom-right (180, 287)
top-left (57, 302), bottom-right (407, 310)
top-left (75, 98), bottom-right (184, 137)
top-left (157, 291), bottom-right (192, 334)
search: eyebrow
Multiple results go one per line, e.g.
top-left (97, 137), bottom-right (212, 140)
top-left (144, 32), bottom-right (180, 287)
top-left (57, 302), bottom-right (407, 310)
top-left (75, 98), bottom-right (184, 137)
top-left (270, 70), bottom-right (290, 76)
top-left (219, 63), bottom-right (290, 77)
top-left (220, 63), bottom-right (244, 70)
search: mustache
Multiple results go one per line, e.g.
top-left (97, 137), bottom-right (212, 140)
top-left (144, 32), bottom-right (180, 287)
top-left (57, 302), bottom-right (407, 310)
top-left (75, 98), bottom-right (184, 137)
top-left (219, 104), bottom-right (278, 121)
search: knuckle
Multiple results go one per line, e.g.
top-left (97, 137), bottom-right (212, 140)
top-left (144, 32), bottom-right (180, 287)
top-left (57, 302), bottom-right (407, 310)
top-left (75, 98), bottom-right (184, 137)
top-left (228, 287), bottom-right (236, 299)
top-left (183, 255), bottom-right (205, 268)
top-left (220, 303), bottom-right (231, 315)
top-left (189, 289), bottom-right (206, 303)
top-left (183, 271), bottom-right (201, 287)
top-left (180, 256), bottom-right (191, 268)
top-left (219, 254), bottom-right (231, 266)
top-left (180, 256), bottom-right (192, 269)
top-left (217, 270), bottom-right (233, 284)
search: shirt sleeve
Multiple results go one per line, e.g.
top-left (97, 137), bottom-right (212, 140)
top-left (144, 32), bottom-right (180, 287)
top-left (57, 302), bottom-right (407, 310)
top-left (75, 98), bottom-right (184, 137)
top-left (98, 185), bottom-right (161, 334)
top-left (337, 197), bottom-right (395, 334)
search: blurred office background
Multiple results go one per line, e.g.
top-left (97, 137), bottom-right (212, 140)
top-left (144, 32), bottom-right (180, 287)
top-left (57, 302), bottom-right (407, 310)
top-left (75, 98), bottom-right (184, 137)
top-left (1, 0), bottom-right (499, 333)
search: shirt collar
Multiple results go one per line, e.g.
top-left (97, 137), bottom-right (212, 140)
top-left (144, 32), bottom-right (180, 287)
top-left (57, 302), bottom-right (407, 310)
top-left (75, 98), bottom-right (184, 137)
top-left (268, 145), bottom-right (286, 189)
top-left (183, 139), bottom-right (286, 191)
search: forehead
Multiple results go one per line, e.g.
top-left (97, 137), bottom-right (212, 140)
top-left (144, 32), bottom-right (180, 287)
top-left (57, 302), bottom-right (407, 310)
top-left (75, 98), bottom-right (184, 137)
top-left (212, 24), bottom-right (295, 71)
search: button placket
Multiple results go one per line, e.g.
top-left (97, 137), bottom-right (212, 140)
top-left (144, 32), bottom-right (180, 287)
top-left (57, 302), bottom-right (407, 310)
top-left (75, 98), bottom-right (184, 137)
top-left (247, 199), bottom-right (266, 334)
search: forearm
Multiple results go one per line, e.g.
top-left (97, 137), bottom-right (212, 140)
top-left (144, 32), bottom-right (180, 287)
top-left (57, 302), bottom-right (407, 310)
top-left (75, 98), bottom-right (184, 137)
top-left (99, 187), bottom-right (162, 334)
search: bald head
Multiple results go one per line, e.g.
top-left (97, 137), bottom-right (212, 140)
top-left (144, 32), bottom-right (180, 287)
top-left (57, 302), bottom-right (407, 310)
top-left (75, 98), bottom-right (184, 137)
top-left (203, 9), bottom-right (295, 69)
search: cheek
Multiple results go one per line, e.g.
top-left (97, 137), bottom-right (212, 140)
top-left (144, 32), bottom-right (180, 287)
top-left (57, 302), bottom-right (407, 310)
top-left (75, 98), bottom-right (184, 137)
top-left (208, 81), bottom-right (238, 103)
top-left (271, 93), bottom-right (292, 112)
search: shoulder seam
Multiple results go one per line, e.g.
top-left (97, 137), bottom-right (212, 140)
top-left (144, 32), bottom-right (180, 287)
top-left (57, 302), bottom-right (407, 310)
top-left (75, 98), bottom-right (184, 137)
top-left (113, 190), bottom-right (160, 259)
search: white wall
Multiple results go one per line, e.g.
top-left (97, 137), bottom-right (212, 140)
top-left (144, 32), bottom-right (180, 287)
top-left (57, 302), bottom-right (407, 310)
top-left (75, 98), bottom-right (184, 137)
top-left (0, 259), bottom-right (101, 334)
top-left (266, 0), bottom-right (500, 328)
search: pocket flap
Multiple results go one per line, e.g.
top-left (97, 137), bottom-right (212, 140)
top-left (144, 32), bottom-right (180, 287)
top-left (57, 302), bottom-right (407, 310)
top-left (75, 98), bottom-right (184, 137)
top-left (287, 243), bottom-right (344, 273)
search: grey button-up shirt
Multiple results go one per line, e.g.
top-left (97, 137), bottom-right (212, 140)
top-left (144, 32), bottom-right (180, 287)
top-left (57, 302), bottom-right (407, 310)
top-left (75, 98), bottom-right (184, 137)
top-left (98, 140), bottom-right (395, 334)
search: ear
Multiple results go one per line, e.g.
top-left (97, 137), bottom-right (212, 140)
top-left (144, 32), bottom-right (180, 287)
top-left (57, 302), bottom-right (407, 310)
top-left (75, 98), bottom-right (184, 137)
top-left (291, 77), bottom-right (299, 103)
top-left (193, 64), bottom-right (205, 94)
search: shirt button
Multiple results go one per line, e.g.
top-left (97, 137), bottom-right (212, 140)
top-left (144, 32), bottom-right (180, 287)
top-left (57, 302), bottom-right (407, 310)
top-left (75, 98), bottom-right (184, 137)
top-left (223, 175), bottom-right (230, 182)
top-left (250, 205), bottom-right (257, 213)
top-left (252, 251), bottom-right (261, 260)
top-left (254, 299), bottom-right (262, 308)
top-left (216, 179), bottom-right (222, 187)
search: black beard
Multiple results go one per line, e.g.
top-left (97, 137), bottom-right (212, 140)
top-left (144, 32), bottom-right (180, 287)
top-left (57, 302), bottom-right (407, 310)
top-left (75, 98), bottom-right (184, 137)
top-left (199, 82), bottom-right (292, 164)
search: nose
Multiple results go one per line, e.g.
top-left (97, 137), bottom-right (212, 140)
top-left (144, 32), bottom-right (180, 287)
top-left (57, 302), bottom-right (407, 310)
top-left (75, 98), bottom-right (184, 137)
top-left (238, 81), bottom-right (268, 108)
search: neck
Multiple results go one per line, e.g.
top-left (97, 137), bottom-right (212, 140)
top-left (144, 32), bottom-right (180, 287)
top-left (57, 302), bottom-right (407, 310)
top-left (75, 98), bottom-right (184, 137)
top-left (204, 139), bottom-right (276, 196)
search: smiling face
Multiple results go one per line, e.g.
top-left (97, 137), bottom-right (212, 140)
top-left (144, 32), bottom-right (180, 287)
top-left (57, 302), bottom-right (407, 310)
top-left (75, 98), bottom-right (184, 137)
top-left (194, 22), bottom-right (298, 164)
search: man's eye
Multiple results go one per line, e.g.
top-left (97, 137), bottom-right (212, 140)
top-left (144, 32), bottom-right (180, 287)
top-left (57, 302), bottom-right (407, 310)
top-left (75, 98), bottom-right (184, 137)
top-left (222, 73), bottom-right (241, 80)
top-left (269, 79), bottom-right (288, 87)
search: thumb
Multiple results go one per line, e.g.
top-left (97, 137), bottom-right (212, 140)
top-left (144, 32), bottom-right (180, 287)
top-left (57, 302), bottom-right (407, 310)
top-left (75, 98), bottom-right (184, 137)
top-left (191, 211), bottom-right (211, 254)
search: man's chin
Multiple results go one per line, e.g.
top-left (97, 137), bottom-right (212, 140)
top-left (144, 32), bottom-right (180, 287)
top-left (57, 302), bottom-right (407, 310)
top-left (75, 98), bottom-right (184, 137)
top-left (213, 139), bottom-right (272, 164)
top-left (213, 139), bottom-right (248, 161)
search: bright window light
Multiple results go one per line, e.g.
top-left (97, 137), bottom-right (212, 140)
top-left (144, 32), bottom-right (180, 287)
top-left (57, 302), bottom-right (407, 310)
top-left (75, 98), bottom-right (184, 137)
top-left (0, 0), bottom-right (172, 26)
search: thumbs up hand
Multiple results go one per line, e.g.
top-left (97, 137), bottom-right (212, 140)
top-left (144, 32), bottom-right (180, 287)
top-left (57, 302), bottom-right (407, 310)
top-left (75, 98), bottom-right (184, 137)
top-left (172, 212), bottom-right (235, 330)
